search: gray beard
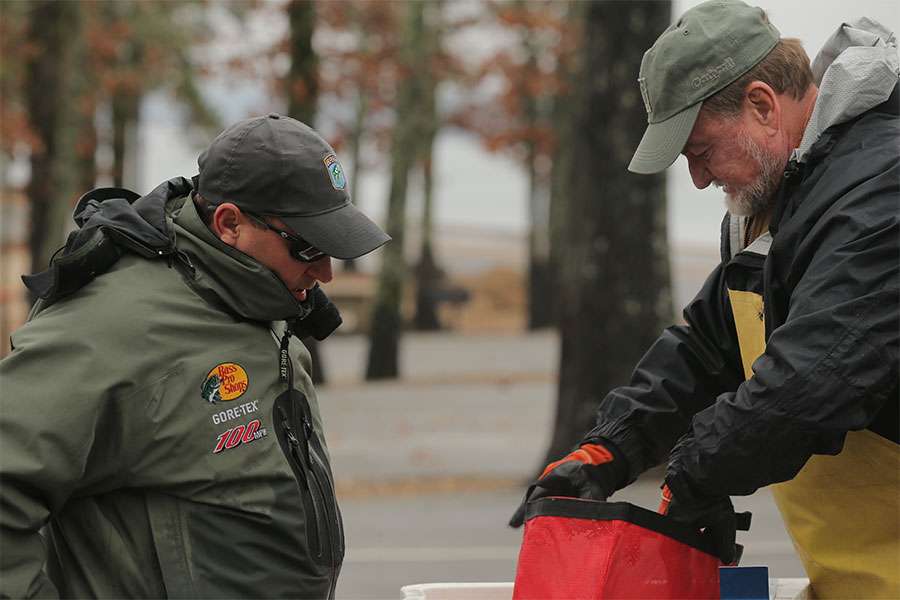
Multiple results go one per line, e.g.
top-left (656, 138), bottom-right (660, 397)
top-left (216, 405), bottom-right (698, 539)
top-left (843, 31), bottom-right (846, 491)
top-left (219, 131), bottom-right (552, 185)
top-left (722, 134), bottom-right (787, 217)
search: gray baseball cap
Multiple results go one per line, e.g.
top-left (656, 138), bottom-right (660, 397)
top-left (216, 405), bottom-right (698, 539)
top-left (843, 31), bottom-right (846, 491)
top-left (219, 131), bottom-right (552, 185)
top-left (628, 0), bottom-right (780, 174)
top-left (197, 114), bottom-right (390, 259)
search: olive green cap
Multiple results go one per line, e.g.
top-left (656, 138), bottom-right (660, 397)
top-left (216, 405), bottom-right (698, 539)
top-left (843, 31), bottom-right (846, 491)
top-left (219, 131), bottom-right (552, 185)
top-left (628, 0), bottom-right (780, 174)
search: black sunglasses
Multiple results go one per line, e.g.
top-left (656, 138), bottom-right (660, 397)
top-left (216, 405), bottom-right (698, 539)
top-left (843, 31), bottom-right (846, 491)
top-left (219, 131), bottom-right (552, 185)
top-left (246, 213), bottom-right (327, 263)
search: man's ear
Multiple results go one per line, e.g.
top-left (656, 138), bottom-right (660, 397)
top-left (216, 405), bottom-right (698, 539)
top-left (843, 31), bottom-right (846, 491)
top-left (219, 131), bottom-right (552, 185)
top-left (211, 203), bottom-right (244, 246)
top-left (744, 81), bottom-right (780, 135)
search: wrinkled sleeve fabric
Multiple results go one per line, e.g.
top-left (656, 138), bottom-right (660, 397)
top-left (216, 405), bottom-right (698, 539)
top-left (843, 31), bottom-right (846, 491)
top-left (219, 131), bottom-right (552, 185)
top-left (667, 163), bottom-right (899, 500)
top-left (585, 264), bottom-right (746, 486)
top-left (0, 316), bottom-right (134, 598)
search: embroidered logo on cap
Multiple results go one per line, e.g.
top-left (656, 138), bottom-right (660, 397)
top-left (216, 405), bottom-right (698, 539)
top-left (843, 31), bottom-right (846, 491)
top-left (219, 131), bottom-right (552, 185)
top-left (638, 77), bottom-right (652, 115)
top-left (691, 57), bottom-right (736, 89)
top-left (201, 363), bottom-right (249, 404)
top-left (323, 154), bottom-right (347, 191)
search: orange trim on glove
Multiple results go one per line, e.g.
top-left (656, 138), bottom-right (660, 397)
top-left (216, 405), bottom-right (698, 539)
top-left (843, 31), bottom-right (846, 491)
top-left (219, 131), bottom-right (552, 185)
top-left (540, 443), bottom-right (615, 479)
top-left (658, 484), bottom-right (673, 515)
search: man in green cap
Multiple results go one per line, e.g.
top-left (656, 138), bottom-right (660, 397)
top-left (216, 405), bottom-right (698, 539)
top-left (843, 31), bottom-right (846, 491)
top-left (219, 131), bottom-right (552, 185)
top-left (512, 2), bottom-right (898, 596)
top-left (1, 115), bottom-right (389, 598)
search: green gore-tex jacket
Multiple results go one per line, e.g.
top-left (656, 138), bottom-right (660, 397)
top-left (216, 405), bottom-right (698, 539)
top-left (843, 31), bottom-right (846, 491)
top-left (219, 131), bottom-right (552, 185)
top-left (0, 187), bottom-right (344, 598)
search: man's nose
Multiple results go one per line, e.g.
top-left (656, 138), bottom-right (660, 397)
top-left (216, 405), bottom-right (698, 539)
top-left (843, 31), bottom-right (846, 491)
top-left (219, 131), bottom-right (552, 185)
top-left (309, 257), bottom-right (333, 283)
top-left (687, 156), bottom-right (713, 189)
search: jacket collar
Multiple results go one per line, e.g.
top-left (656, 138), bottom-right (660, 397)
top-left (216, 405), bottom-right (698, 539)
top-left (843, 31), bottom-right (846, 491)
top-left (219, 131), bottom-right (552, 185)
top-left (173, 197), bottom-right (309, 322)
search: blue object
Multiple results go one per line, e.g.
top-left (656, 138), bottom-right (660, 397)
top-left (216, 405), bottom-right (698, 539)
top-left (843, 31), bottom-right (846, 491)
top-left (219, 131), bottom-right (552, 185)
top-left (720, 566), bottom-right (770, 600)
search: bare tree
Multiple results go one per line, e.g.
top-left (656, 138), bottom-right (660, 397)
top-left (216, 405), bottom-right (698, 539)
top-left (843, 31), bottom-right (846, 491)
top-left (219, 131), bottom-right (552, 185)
top-left (283, 0), bottom-right (327, 384)
top-left (23, 0), bottom-right (82, 296)
top-left (365, 1), bottom-right (428, 380)
top-left (412, 135), bottom-right (442, 331)
top-left (101, 1), bottom-right (219, 189)
top-left (342, 76), bottom-right (368, 274)
top-left (286, 0), bottom-right (318, 125)
top-left (515, 1), bottom-right (554, 331)
top-left (456, 2), bottom-right (569, 330)
top-left (546, 2), bottom-right (582, 321)
top-left (545, 1), bottom-right (673, 464)
top-left (316, 1), bottom-right (400, 274)
top-left (6, 1), bottom-right (218, 318)
top-left (412, 2), bottom-right (443, 332)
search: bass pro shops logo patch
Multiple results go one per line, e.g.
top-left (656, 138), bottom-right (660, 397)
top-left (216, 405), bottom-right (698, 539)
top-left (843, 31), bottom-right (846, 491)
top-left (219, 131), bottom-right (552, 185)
top-left (201, 363), bottom-right (249, 404)
top-left (323, 153), bottom-right (347, 190)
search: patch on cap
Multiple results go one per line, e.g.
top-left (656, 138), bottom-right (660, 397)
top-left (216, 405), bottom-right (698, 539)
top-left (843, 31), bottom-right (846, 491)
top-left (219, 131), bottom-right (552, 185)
top-left (323, 154), bottom-right (347, 191)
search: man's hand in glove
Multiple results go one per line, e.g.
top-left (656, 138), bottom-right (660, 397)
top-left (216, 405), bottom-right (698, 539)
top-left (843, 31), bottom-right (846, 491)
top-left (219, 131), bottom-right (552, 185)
top-left (659, 483), bottom-right (751, 565)
top-left (509, 442), bottom-right (627, 528)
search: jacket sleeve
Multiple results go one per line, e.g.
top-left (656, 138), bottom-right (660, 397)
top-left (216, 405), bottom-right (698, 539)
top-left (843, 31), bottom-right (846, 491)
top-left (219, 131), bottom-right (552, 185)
top-left (0, 315), bottom-right (136, 598)
top-left (585, 263), bottom-right (745, 485)
top-left (666, 168), bottom-right (900, 500)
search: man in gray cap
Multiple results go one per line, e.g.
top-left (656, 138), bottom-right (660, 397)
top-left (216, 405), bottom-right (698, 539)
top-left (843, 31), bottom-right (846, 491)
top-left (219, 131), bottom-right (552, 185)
top-left (1, 114), bottom-right (388, 598)
top-left (513, 2), bottom-right (898, 596)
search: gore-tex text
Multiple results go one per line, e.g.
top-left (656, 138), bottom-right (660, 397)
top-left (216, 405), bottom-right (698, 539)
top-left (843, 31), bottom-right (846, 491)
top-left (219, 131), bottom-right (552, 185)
top-left (211, 399), bottom-right (260, 425)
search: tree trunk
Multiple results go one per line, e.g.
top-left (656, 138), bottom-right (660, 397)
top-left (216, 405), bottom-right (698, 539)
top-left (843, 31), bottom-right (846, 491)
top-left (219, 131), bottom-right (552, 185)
top-left (365, 2), bottom-right (427, 380)
top-left (412, 12), bottom-right (442, 332)
top-left (545, 1), bottom-right (672, 464)
top-left (546, 131), bottom-right (571, 330)
top-left (342, 3), bottom-right (370, 275)
top-left (110, 90), bottom-right (140, 189)
top-left (71, 4), bottom-right (98, 192)
top-left (107, 3), bottom-right (144, 191)
top-left (526, 138), bottom-right (553, 330)
top-left (521, 43), bottom-right (553, 330)
top-left (74, 31), bottom-right (99, 195)
top-left (284, 0), bottom-right (326, 384)
top-left (342, 88), bottom-right (367, 274)
top-left (413, 143), bottom-right (442, 331)
top-left (76, 102), bottom-right (98, 193)
top-left (545, 3), bottom-right (580, 329)
top-left (286, 0), bottom-right (318, 126)
top-left (24, 0), bottom-right (82, 296)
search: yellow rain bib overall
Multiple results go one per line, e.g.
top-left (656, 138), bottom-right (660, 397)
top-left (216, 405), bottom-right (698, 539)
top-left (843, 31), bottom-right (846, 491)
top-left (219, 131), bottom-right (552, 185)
top-left (729, 233), bottom-right (900, 599)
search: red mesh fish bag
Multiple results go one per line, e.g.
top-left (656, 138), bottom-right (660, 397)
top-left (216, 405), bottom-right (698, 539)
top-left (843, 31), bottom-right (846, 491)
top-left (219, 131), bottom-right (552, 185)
top-left (513, 497), bottom-right (720, 599)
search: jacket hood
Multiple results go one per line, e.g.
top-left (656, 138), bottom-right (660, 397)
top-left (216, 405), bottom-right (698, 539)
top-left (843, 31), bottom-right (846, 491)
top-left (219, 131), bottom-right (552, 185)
top-left (794, 18), bottom-right (899, 163)
top-left (71, 180), bottom-right (181, 251)
top-left (22, 179), bottom-right (187, 304)
top-left (172, 198), bottom-right (310, 323)
top-left (25, 176), bottom-right (312, 323)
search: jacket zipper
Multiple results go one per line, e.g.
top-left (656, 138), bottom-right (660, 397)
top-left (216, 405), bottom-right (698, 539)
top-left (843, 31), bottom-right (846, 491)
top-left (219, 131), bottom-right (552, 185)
top-left (299, 399), bottom-right (345, 560)
top-left (277, 327), bottom-right (342, 595)
top-left (276, 404), bottom-right (324, 559)
top-left (105, 227), bottom-right (175, 260)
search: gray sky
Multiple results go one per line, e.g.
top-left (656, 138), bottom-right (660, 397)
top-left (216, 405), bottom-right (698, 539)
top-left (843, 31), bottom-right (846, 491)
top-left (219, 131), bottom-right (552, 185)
top-left (139, 0), bottom-right (899, 248)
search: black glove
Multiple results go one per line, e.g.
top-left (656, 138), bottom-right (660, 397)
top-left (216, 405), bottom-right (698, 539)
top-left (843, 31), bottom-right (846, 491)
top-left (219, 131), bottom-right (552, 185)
top-left (289, 284), bottom-right (342, 341)
top-left (509, 442), bottom-right (627, 528)
top-left (660, 483), bottom-right (751, 565)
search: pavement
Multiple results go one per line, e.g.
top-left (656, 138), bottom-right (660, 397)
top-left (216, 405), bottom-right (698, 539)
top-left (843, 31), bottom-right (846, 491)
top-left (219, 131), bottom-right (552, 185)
top-left (316, 331), bottom-right (805, 599)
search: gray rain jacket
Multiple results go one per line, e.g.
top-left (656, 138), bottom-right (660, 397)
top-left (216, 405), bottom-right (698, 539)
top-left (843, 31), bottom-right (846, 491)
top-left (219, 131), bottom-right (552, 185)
top-left (1, 178), bottom-right (344, 598)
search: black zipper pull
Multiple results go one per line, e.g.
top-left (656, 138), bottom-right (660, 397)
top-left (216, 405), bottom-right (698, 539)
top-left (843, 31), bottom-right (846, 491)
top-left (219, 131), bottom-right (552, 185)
top-left (285, 426), bottom-right (300, 447)
top-left (276, 405), bottom-right (298, 445)
top-left (302, 414), bottom-right (314, 441)
top-left (173, 249), bottom-right (195, 275)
